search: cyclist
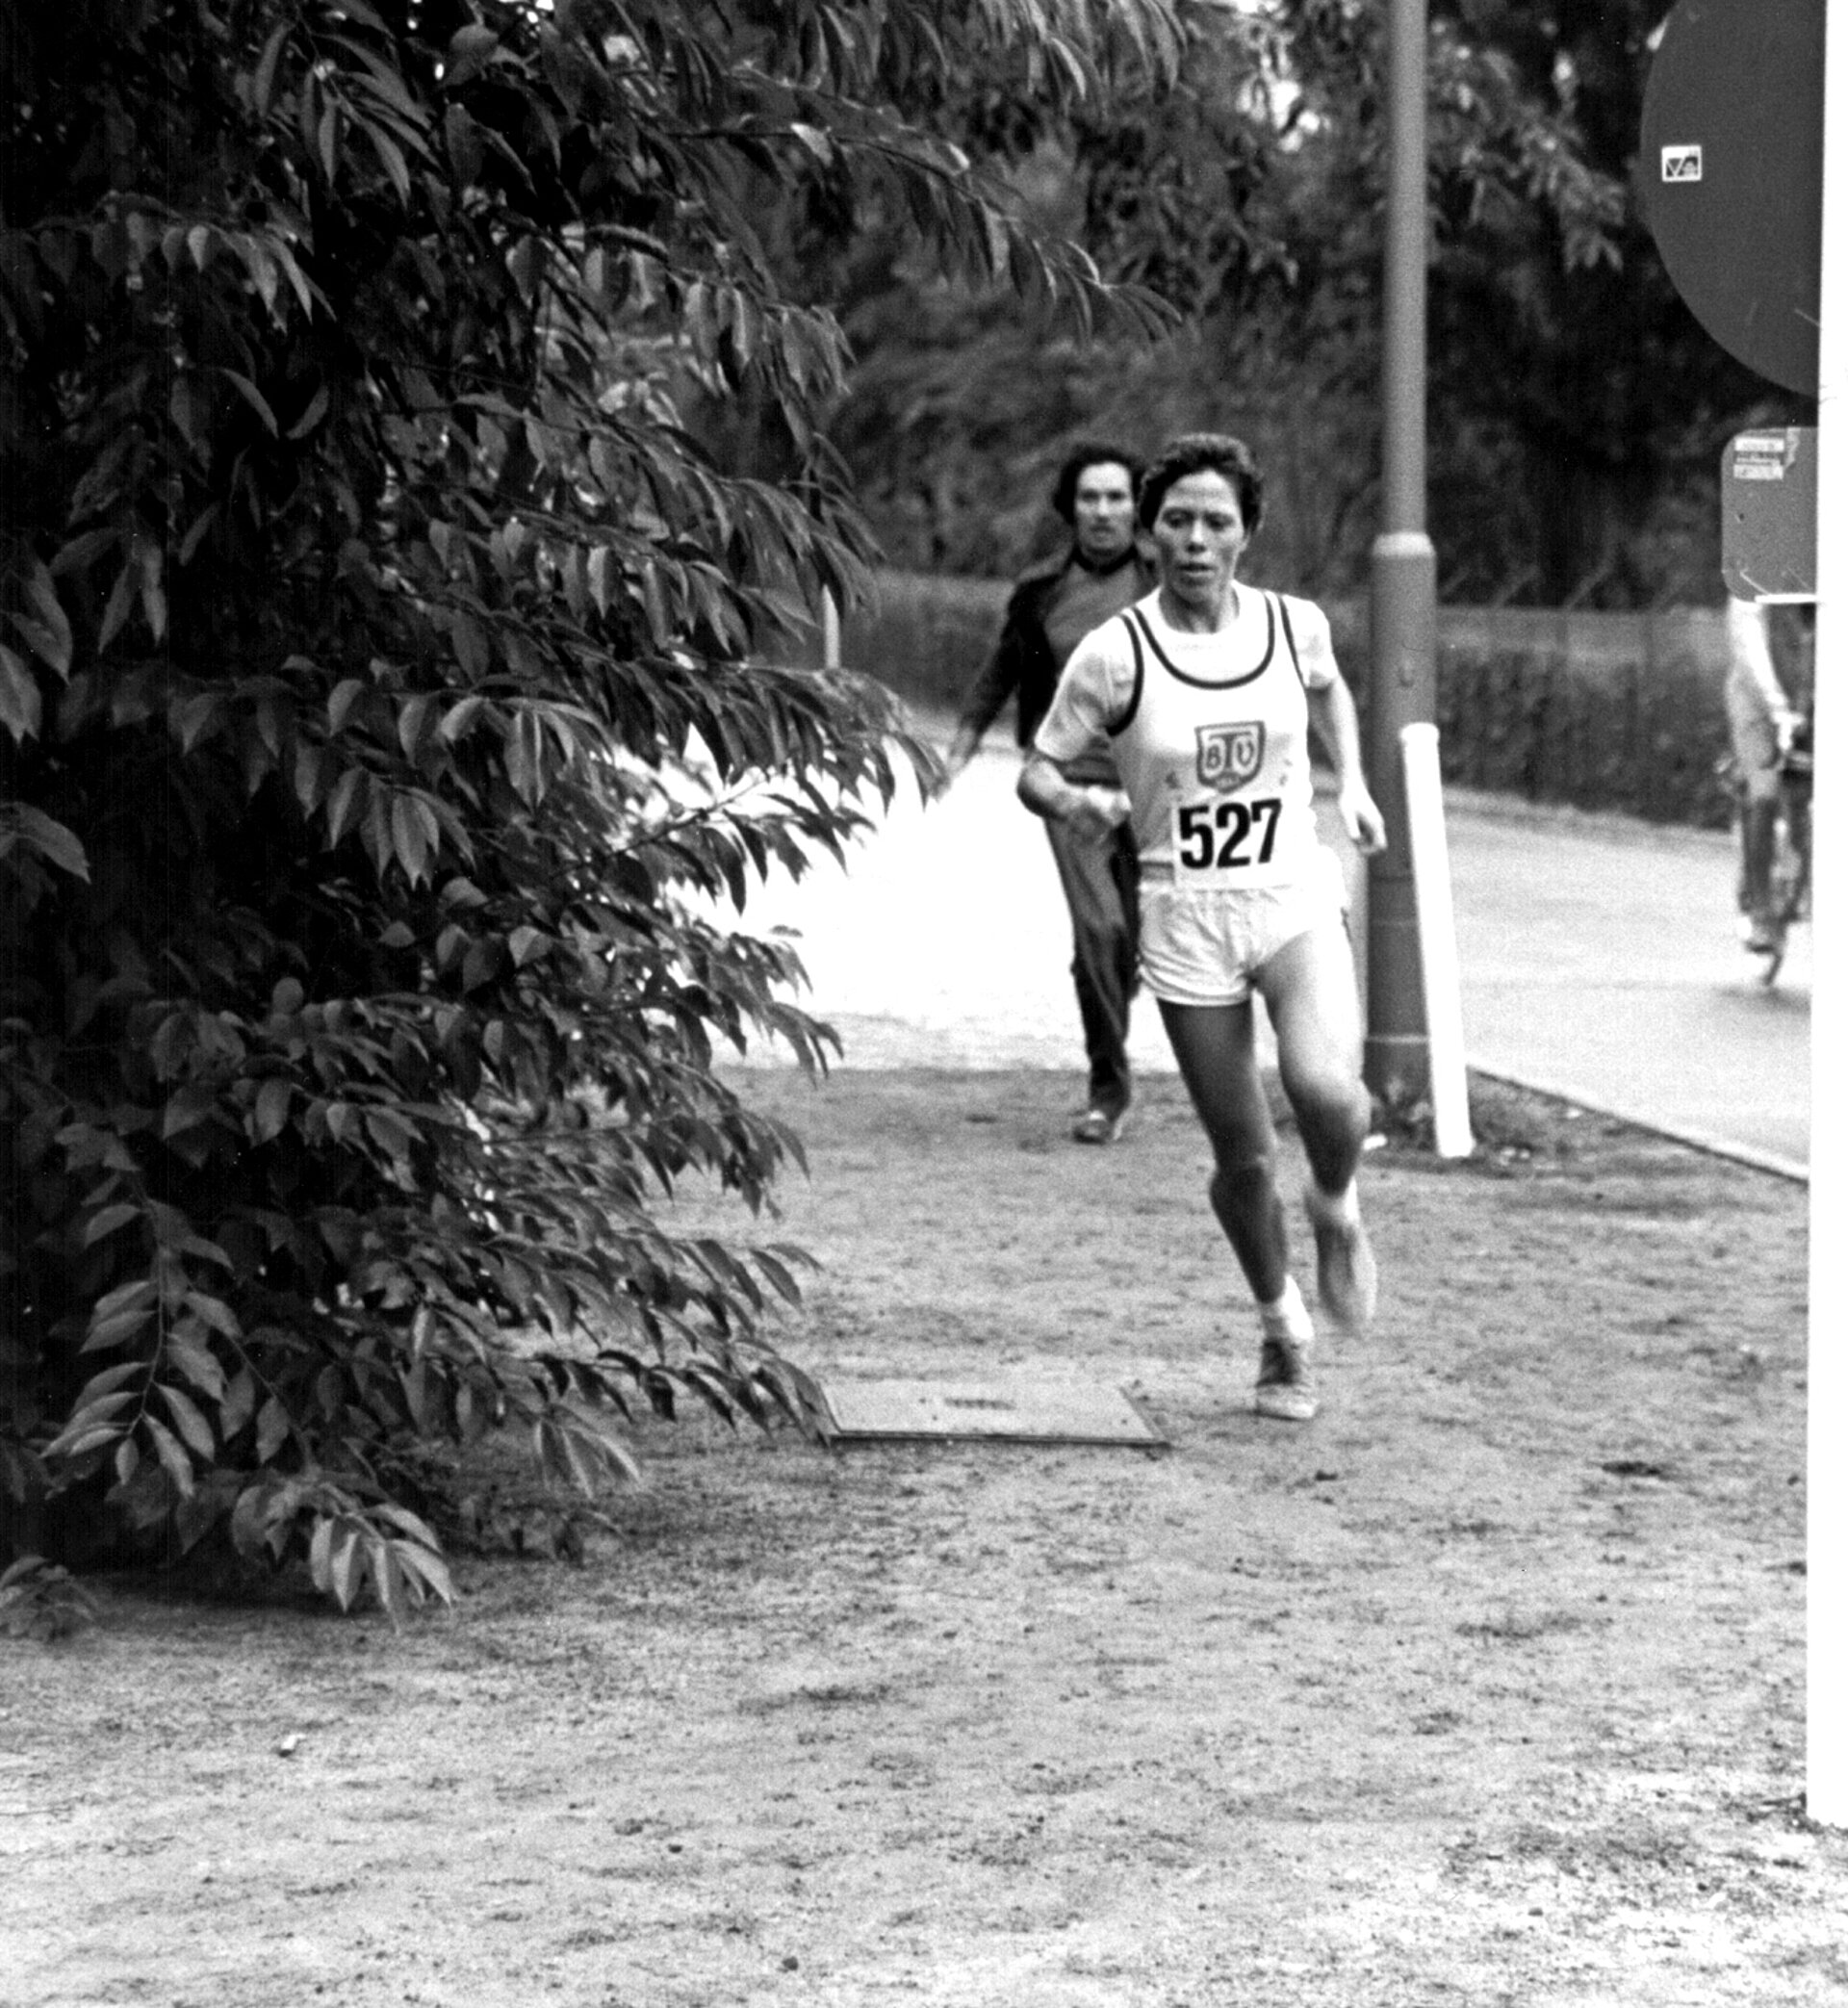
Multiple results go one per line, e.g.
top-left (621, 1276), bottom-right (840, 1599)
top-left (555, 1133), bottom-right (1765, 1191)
top-left (1723, 597), bottom-right (1812, 953)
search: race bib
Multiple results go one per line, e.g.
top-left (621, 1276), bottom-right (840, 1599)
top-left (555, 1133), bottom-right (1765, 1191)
top-left (1171, 795), bottom-right (1285, 874)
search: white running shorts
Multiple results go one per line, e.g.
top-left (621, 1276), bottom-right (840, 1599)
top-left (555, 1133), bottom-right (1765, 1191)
top-left (1139, 847), bottom-right (1347, 1007)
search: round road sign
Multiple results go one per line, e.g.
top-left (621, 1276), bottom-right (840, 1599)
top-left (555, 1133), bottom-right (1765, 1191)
top-left (1638, 0), bottom-right (1823, 397)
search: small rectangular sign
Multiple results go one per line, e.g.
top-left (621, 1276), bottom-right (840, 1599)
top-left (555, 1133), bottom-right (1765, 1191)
top-left (1722, 426), bottom-right (1816, 601)
top-left (1732, 431), bottom-right (1792, 479)
top-left (1661, 143), bottom-right (1704, 182)
top-left (1733, 454), bottom-right (1786, 483)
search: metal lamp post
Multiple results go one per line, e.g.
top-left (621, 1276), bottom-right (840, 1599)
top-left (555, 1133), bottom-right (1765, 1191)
top-left (1364, 0), bottom-right (1439, 1106)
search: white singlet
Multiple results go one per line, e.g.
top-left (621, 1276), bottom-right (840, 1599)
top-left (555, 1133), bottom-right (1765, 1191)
top-left (1035, 585), bottom-right (1336, 888)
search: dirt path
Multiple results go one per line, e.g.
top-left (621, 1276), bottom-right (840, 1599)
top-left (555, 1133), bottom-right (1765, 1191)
top-left (4, 1070), bottom-right (1838, 2007)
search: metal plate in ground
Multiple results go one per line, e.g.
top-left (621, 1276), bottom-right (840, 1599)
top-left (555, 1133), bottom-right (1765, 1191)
top-left (820, 1377), bottom-right (1167, 1448)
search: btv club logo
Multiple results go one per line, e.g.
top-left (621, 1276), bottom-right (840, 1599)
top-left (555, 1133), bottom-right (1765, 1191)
top-left (1195, 722), bottom-right (1264, 793)
top-left (1660, 143), bottom-right (1703, 183)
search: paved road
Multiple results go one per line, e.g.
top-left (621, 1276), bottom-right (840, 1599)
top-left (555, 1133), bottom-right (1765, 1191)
top-left (729, 740), bottom-right (1810, 1178)
top-left (1446, 800), bottom-right (1809, 1176)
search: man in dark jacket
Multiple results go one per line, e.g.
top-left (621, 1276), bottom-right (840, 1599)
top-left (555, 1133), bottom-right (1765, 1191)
top-left (940, 443), bottom-right (1154, 1142)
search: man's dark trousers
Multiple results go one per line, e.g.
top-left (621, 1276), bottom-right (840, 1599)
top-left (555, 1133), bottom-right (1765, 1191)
top-left (1044, 815), bottom-right (1140, 1122)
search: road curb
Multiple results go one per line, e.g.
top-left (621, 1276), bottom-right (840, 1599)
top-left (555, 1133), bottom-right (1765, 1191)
top-left (1471, 1065), bottom-right (1809, 1186)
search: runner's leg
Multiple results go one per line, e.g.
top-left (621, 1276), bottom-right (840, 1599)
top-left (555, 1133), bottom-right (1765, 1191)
top-left (1156, 997), bottom-right (1288, 1302)
top-left (1108, 822), bottom-right (1142, 1007)
top-left (1046, 819), bottom-right (1136, 1121)
top-left (1255, 921), bottom-right (1370, 1197)
top-left (1257, 920), bottom-right (1377, 1331)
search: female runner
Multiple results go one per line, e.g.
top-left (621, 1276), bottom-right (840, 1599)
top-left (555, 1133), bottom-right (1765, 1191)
top-left (1018, 434), bottom-right (1387, 1421)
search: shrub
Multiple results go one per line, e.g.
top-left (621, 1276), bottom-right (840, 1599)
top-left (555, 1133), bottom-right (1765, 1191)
top-left (0, 0), bottom-right (1174, 1610)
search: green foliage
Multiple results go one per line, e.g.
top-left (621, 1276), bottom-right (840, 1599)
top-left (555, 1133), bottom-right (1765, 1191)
top-left (0, 1554), bottom-right (102, 1640)
top-left (0, 0), bottom-right (1176, 1610)
top-left (824, 0), bottom-right (1807, 605)
top-left (1420, 0), bottom-right (1810, 605)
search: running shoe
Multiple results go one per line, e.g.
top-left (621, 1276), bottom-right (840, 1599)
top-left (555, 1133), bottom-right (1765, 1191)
top-left (1254, 1331), bottom-right (1317, 1423)
top-left (1305, 1184), bottom-right (1378, 1335)
top-left (1071, 1106), bottom-right (1128, 1146)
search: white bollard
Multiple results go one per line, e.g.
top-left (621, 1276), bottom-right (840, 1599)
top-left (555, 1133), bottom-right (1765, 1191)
top-left (821, 589), bottom-right (840, 672)
top-left (1399, 723), bottom-right (1475, 1158)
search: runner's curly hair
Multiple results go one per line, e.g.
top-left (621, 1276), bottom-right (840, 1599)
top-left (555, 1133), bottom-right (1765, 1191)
top-left (1137, 433), bottom-right (1265, 535)
top-left (1049, 442), bottom-right (1145, 525)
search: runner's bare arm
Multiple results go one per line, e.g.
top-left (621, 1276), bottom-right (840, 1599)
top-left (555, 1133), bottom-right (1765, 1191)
top-left (1305, 676), bottom-right (1387, 855)
top-left (1017, 750), bottom-right (1131, 840)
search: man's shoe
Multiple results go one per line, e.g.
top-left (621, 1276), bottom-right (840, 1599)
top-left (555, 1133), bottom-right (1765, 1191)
top-left (1071, 1106), bottom-right (1127, 1145)
top-left (1254, 1331), bottom-right (1318, 1423)
top-left (1305, 1185), bottom-right (1377, 1335)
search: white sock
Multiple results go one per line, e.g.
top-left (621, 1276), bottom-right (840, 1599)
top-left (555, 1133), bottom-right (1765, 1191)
top-left (1258, 1274), bottom-right (1313, 1338)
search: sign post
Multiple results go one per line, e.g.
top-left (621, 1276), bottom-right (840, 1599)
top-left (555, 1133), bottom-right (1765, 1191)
top-left (1806, 0), bottom-right (1846, 1833)
top-left (1721, 427), bottom-right (1817, 603)
top-left (1642, 0), bottom-right (1839, 1824)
